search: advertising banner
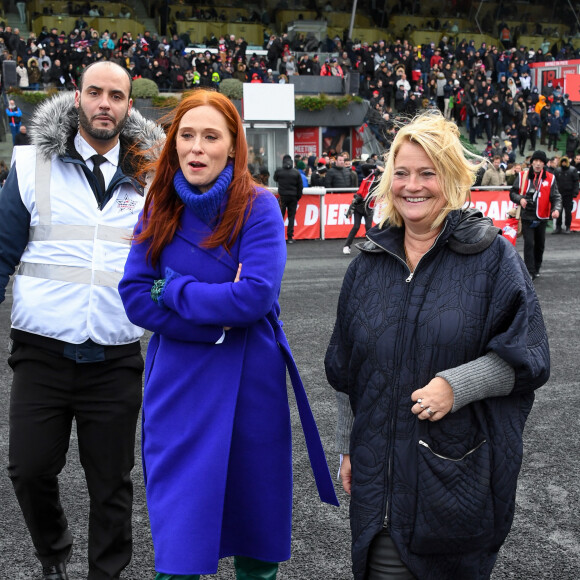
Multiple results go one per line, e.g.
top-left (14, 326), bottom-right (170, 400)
top-left (321, 193), bottom-right (379, 239)
top-left (467, 190), bottom-right (517, 230)
top-left (284, 193), bottom-right (378, 240)
top-left (294, 127), bottom-right (319, 160)
top-left (283, 190), bottom-right (580, 239)
top-left (351, 127), bottom-right (365, 160)
top-left (468, 190), bottom-right (580, 232)
top-left (283, 196), bottom-right (323, 240)
top-left (565, 73), bottom-right (580, 103)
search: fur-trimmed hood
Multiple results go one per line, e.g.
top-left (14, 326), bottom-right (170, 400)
top-left (30, 91), bottom-right (165, 162)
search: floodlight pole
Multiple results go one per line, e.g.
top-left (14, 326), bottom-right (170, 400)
top-left (349, 0), bottom-right (358, 42)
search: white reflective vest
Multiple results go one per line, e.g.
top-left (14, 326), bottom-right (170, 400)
top-left (11, 146), bottom-right (144, 345)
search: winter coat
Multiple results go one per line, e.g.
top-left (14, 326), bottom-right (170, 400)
top-left (120, 192), bottom-right (289, 573)
top-left (555, 165), bottom-right (579, 197)
top-left (481, 166), bottom-right (506, 186)
top-left (119, 185), bottom-right (337, 574)
top-left (27, 63), bottom-right (42, 84)
top-left (310, 169), bottom-right (327, 187)
top-left (325, 209), bottom-right (550, 580)
top-left (16, 65), bottom-right (29, 88)
top-left (274, 156), bottom-right (303, 198)
top-left (5, 104), bottom-right (22, 127)
top-left (565, 134), bottom-right (579, 156)
top-left (326, 165), bottom-right (355, 189)
top-left (547, 113), bottom-right (563, 135)
top-left (527, 111), bottom-right (540, 132)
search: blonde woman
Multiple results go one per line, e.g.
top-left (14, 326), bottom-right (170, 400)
top-left (285, 55), bottom-right (296, 76)
top-left (326, 111), bottom-right (550, 580)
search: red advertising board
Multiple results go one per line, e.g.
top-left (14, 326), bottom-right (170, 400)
top-left (294, 127), bottom-right (319, 159)
top-left (283, 190), bottom-right (580, 239)
top-left (351, 127), bottom-right (364, 160)
top-left (467, 190), bottom-right (578, 231)
top-left (565, 73), bottom-right (580, 103)
top-left (283, 193), bottom-right (376, 240)
top-left (529, 59), bottom-right (580, 99)
top-left (321, 193), bottom-right (379, 239)
top-left (282, 196), bottom-right (323, 240)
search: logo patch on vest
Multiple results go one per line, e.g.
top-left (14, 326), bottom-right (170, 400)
top-left (117, 194), bottom-right (137, 213)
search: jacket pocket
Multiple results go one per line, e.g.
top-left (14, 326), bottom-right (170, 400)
top-left (409, 437), bottom-right (494, 554)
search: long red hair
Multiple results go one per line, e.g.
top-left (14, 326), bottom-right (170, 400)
top-left (135, 89), bottom-right (255, 266)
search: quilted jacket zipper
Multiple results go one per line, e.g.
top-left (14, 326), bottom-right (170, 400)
top-left (365, 222), bottom-right (450, 528)
top-left (367, 222), bottom-right (449, 283)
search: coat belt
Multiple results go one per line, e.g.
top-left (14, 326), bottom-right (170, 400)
top-left (268, 311), bottom-right (339, 507)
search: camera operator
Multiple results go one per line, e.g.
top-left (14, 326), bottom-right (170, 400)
top-left (509, 150), bottom-right (561, 280)
top-left (343, 161), bottom-right (383, 254)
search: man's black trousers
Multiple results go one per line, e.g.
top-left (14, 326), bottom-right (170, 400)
top-left (345, 208), bottom-right (373, 248)
top-left (556, 194), bottom-right (574, 231)
top-left (521, 218), bottom-right (547, 277)
top-left (280, 195), bottom-right (298, 241)
top-left (8, 342), bottom-right (143, 579)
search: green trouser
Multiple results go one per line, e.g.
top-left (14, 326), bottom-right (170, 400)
top-left (155, 556), bottom-right (278, 580)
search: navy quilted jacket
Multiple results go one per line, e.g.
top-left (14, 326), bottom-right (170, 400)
top-left (325, 209), bottom-right (550, 580)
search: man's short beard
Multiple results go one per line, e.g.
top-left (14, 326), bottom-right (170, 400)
top-left (78, 103), bottom-right (129, 141)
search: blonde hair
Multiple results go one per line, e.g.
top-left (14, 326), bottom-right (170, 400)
top-left (373, 111), bottom-right (485, 230)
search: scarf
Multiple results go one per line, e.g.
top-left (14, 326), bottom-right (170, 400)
top-left (173, 162), bottom-right (233, 225)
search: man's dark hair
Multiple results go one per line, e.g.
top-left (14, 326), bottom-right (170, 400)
top-left (78, 61), bottom-right (133, 96)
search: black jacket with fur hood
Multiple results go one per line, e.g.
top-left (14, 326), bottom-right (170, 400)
top-left (0, 92), bottom-right (165, 302)
top-left (30, 91), bottom-right (165, 199)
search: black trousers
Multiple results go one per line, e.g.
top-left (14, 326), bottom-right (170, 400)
top-left (8, 342), bottom-right (143, 579)
top-left (529, 129), bottom-right (537, 150)
top-left (547, 133), bottom-right (559, 149)
top-left (280, 195), bottom-right (298, 240)
top-left (556, 195), bottom-right (574, 230)
top-left (345, 209), bottom-right (373, 248)
top-left (366, 529), bottom-right (416, 580)
top-left (469, 120), bottom-right (477, 144)
top-left (521, 219), bottom-right (547, 277)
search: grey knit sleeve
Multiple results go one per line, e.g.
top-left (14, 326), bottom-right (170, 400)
top-left (437, 351), bottom-right (515, 413)
top-left (335, 391), bottom-right (354, 454)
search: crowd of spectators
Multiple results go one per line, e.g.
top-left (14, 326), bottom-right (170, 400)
top-left (350, 35), bottom-right (580, 157)
top-left (2, 14), bottom-right (580, 166)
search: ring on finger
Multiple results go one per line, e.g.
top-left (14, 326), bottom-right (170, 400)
top-left (426, 407), bottom-right (435, 416)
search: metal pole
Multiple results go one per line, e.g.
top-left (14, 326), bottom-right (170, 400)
top-left (381, 0), bottom-right (388, 28)
top-left (349, 0), bottom-right (358, 42)
top-left (474, 0), bottom-right (483, 36)
top-left (565, 0), bottom-right (580, 32)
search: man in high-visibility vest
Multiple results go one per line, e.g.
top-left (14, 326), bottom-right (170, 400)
top-left (0, 61), bottom-right (164, 580)
top-left (509, 150), bottom-right (562, 280)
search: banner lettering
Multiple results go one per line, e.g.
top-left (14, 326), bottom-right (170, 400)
top-left (282, 190), bottom-right (579, 239)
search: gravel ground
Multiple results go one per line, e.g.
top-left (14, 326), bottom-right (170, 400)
top-left (0, 233), bottom-right (579, 579)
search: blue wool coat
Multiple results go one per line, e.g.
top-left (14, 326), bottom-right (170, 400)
top-left (119, 190), bottom-right (295, 574)
top-left (325, 209), bottom-right (550, 580)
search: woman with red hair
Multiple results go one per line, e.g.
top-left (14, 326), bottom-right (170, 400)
top-left (119, 89), bottom-right (337, 579)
